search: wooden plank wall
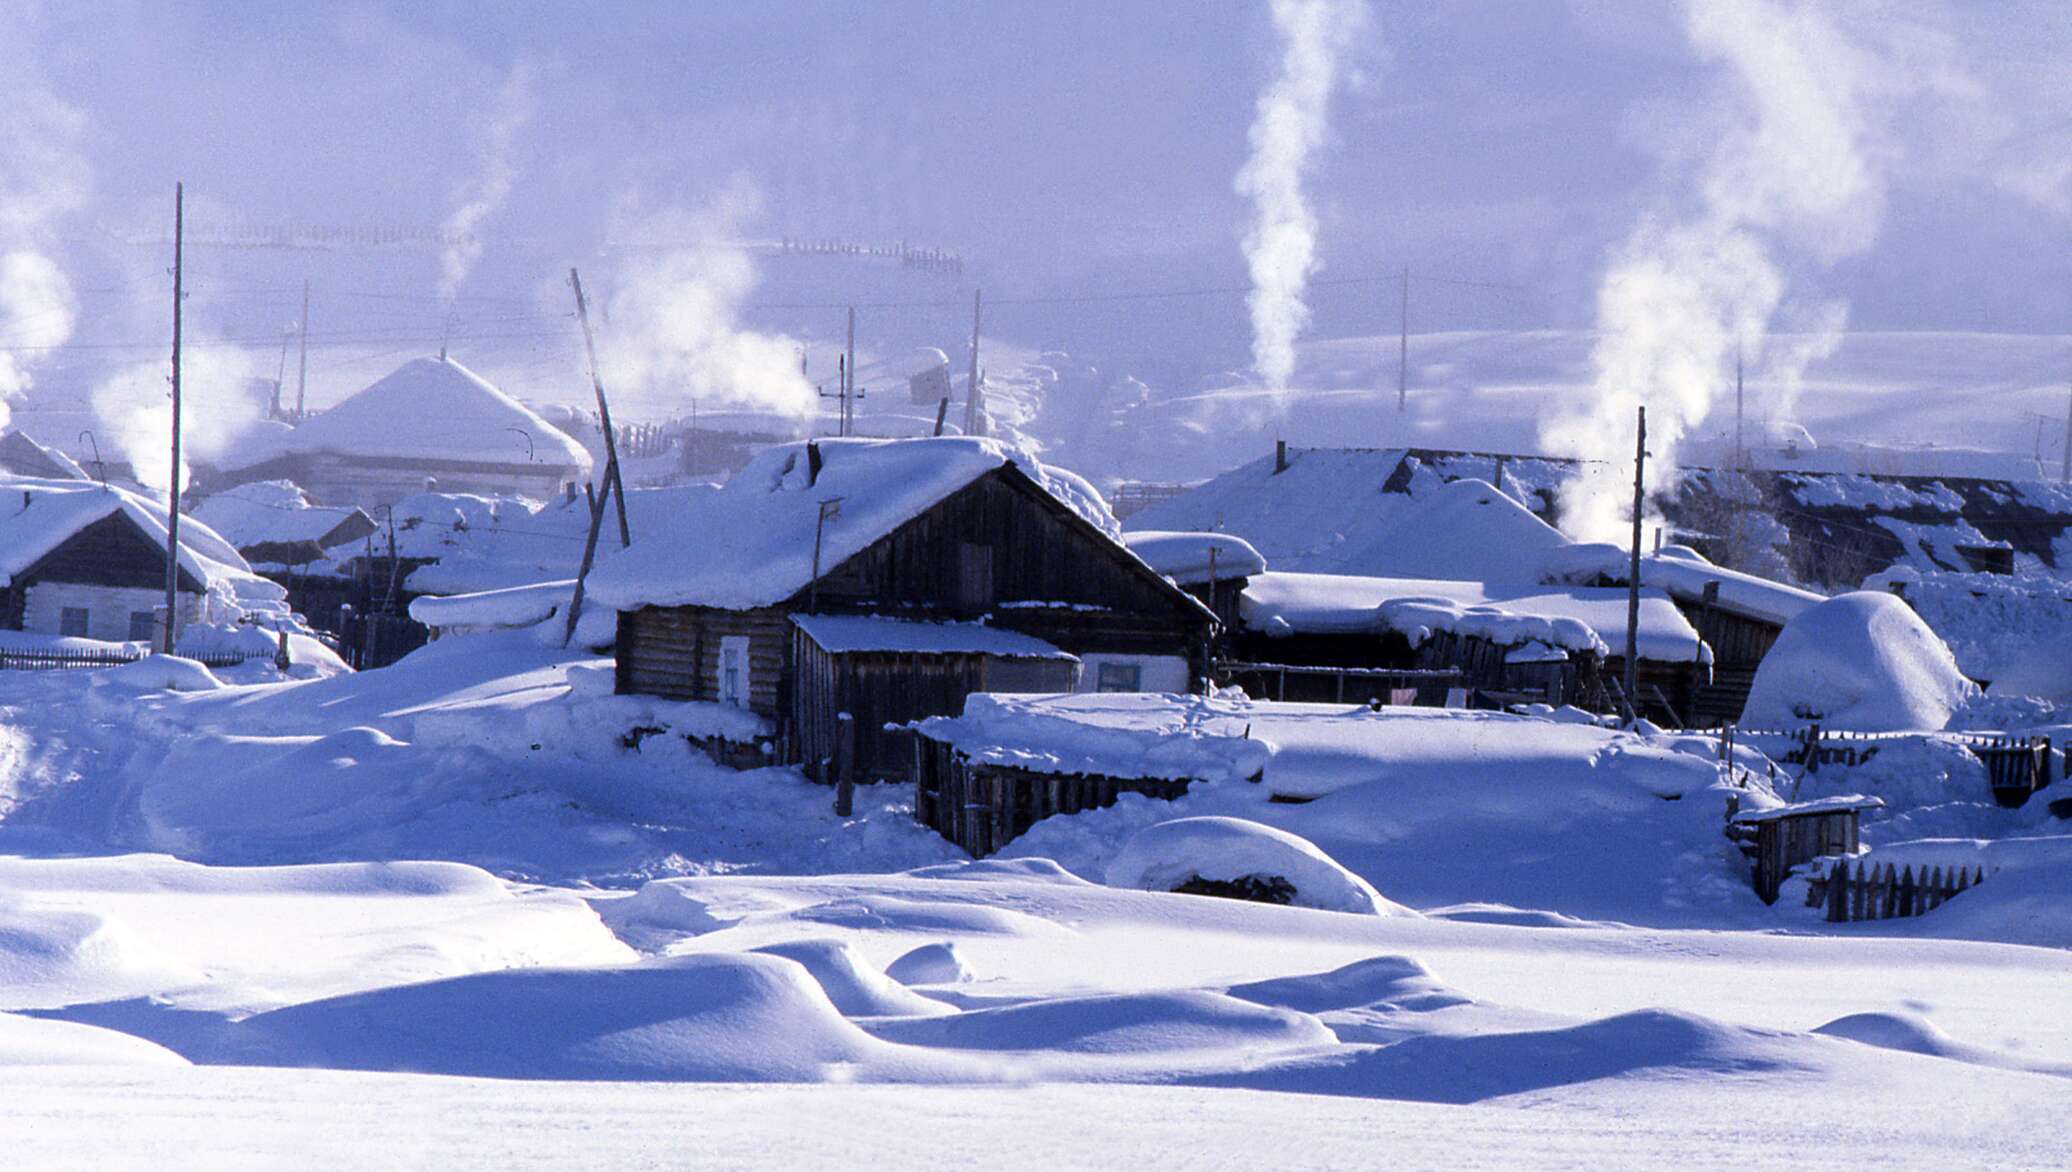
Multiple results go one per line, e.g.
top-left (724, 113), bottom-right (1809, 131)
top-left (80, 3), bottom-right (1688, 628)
top-left (913, 737), bottom-right (1190, 857)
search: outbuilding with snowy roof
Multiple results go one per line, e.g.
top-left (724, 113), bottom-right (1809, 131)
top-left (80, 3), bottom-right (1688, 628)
top-left (203, 355), bottom-right (592, 509)
top-left (585, 436), bottom-right (1216, 783)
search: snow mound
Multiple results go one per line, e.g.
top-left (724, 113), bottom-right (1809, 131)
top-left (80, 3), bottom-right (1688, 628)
top-left (885, 942), bottom-right (973, 986)
top-left (750, 939), bottom-right (957, 1017)
top-left (94, 655), bottom-right (224, 693)
top-left (864, 989), bottom-right (1334, 1055)
top-left (222, 952), bottom-right (915, 1081)
top-left (1188, 1007), bottom-right (1815, 1103)
top-left (1104, 817), bottom-right (1397, 915)
top-left (1742, 592), bottom-right (1975, 731)
top-left (1225, 955), bottom-right (1469, 1015)
top-left (0, 1012), bottom-right (191, 1067)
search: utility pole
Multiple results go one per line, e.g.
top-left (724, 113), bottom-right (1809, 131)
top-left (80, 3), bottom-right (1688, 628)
top-left (844, 305), bottom-right (856, 438)
top-left (162, 182), bottom-right (184, 654)
top-left (1624, 405), bottom-right (1646, 720)
top-left (1734, 347), bottom-right (1746, 471)
top-left (568, 267), bottom-right (631, 548)
top-left (294, 279), bottom-right (310, 418)
top-left (1396, 267), bottom-right (1409, 414)
top-left (964, 288), bottom-right (984, 437)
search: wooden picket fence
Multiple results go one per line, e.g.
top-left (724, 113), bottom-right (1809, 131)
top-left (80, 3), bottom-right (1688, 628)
top-left (1806, 857), bottom-right (1988, 923)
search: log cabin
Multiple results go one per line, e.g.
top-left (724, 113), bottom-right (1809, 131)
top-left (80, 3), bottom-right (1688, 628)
top-left (586, 437), bottom-right (1217, 782)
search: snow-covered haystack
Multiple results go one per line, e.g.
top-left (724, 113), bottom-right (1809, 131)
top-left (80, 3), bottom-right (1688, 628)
top-left (95, 654), bottom-right (225, 693)
top-left (1742, 592), bottom-right (1975, 732)
top-left (1105, 817), bottom-right (1398, 915)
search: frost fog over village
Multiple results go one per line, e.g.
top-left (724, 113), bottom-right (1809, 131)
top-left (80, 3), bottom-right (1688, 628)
top-left (2, 3), bottom-right (2071, 1167)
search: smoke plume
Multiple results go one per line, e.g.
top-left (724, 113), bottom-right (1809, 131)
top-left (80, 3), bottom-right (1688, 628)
top-left (0, 72), bottom-right (89, 422)
top-left (598, 185), bottom-right (814, 418)
top-left (90, 342), bottom-right (267, 492)
top-left (439, 63), bottom-right (535, 303)
top-left (1235, 0), bottom-right (1365, 393)
top-left (1542, 0), bottom-right (1912, 542)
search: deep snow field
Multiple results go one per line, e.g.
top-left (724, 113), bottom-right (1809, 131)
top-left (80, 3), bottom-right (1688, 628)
top-left (1, 632), bottom-right (2068, 1168)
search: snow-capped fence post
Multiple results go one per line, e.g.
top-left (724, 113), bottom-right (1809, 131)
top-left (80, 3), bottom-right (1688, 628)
top-left (833, 711), bottom-right (855, 817)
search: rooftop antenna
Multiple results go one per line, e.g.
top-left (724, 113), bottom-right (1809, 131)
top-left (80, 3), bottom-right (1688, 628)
top-left (1734, 345), bottom-right (1745, 471)
top-left (162, 181), bottom-right (185, 654)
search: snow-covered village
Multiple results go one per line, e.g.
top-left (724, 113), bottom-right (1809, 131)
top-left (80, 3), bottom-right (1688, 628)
top-left (1, 3), bottom-right (2070, 1167)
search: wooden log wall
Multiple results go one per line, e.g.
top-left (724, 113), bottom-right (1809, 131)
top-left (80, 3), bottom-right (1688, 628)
top-left (616, 604), bottom-right (790, 716)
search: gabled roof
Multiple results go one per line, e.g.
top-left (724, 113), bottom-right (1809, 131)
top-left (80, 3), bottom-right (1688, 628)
top-left (585, 436), bottom-right (1184, 615)
top-left (217, 356), bottom-right (591, 474)
top-left (1124, 447), bottom-right (1418, 574)
top-left (191, 480), bottom-right (376, 565)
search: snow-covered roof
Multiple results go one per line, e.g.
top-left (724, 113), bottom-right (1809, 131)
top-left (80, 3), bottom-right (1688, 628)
top-left (0, 477), bottom-right (272, 598)
top-left (910, 692), bottom-right (1274, 784)
top-left (1240, 570), bottom-right (1700, 662)
top-left (0, 430), bottom-right (89, 481)
top-left (1123, 448), bottom-right (1419, 574)
top-left (216, 356), bottom-right (591, 474)
top-left (1540, 543), bottom-right (1825, 626)
top-left (1241, 571), bottom-right (1493, 635)
top-left (1336, 478), bottom-right (1572, 587)
top-left (1122, 530), bottom-right (1268, 584)
top-left (1730, 794), bottom-right (1884, 824)
top-left (791, 614), bottom-right (1077, 659)
top-left (409, 580), bottom-right (574, 632)
top-left (585, 437), bottom-right (1127, 613)
top-left (191, 480), bottom-right (374, 560)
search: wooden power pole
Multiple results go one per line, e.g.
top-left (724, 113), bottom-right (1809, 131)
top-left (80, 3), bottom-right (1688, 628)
top-left (844, 305), bottom-right (857, 438)
top-left (162, 182), bottom-right (185, 654)
top-left (964, 289), bottom-right (984, 437)
top-left (1396, 267), bottom-right (1409, 414)
top-left (1624, 405), bottom-right (1646, 719)
top-left (295, 279), bottom-right (310, 418)
top-left (568, 268), bottom-right (631, 548)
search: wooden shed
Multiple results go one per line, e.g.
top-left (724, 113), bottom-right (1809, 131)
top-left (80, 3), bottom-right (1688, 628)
top-left (1730, 795), bottom-right (1883, 904)
top-left (791, 614), bottom-right (1080, 782)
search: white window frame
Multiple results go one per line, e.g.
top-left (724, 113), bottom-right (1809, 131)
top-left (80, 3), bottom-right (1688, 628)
top-left (717, 636), bottom-right (751, 708)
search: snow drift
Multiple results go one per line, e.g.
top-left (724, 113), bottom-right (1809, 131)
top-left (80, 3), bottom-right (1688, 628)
top-left (1104, 816), bottom-right (1397, 915)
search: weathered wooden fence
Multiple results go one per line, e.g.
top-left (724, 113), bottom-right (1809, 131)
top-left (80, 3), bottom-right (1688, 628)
top-left (0, 648), bottom-right (252, 671)
top-left (1808, 858), bottom-right (1988, 923)
top-left (1680, 724), bottom-right (2055, 808)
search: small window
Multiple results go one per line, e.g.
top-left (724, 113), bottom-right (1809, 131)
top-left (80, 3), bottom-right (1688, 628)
top-left (1096, 662), bottom-right (1142, 693)
top-left (717, 636), bottom-right (750, 708)
top-left (59, 607), bottom-right (89, 638)
top-left (958, 543), bottom-right (994, 610)
top-left (129, 611), bottom-right (159, 642)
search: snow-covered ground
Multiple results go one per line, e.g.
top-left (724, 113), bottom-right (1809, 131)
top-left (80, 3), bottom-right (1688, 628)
top-left (0, 631), bottom-right (2067, 1166)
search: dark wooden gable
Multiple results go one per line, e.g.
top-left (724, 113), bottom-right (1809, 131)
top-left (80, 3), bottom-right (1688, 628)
top-left (802, 463), bottom-right (1213, 626)
top-left (15, 510), bottom-right (205, 594)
